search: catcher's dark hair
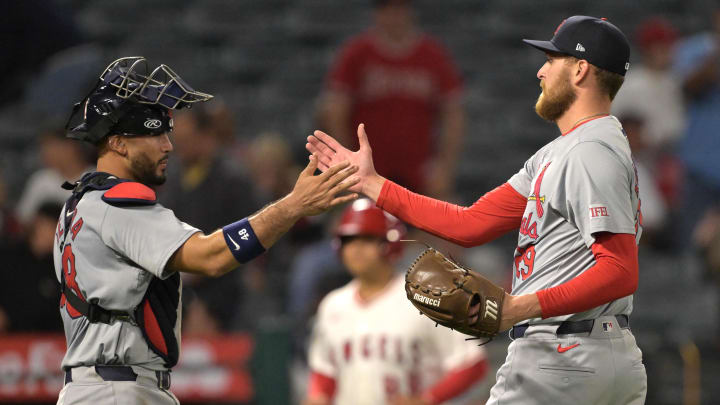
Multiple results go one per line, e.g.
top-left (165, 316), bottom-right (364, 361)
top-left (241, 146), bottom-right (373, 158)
top-left (96, 136), bottom-right (112, 156)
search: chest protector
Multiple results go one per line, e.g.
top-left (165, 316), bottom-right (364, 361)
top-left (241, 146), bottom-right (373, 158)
top-left (59, 172), bottom-right (180, 368)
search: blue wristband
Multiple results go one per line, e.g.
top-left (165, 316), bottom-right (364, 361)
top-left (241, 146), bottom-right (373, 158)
top-left (222, 218), bottom-right (265, 263)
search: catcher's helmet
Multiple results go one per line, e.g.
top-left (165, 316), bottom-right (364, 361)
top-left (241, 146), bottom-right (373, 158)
top-left (335, 198), bottom-right (406, 257)
top-left (65, 56), bottom-right (213, 144)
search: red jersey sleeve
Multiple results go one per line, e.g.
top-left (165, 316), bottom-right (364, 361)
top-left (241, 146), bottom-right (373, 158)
top-left (307, 371), bottom-right (337, 401)
top-left (377, 180), bottom-right (527, 247)
top-left (536, 232), bottom-right (639, 318)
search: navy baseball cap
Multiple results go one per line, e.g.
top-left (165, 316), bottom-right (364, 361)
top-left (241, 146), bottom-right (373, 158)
top-left (523, 16), bottom-right (631, 76)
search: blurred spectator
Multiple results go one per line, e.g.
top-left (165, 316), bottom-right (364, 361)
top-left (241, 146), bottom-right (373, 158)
top-left (15, 127), bottom-right (93, 227)
top-left (246, 132), bottom-right (302, 202)
top-left (161, 103), bottom-right (258, 233)
top-left (182, 289), bottom-right (223, 337)
top-left (613, 17), bottom-right (684, 152)
top-left (161, 103), bottom-right (259, 334)
top-left (696, 208), bottom-right (720, 282)
top-left (619, 115), bottom-right (669, 238)
top-left (0, 170), bottom-right (22, 246)
top-left (317, 0), bottom-right (465, 198)
top-left (690, 207), bottom-right (720, 346)
top-left (673, 7), bottom-right (720, 249)
top-left (303, 200), bottom-right (487, 405)
top-left (230, 133), bottom-right (323, 333)
top-left (0, 202), bottom-right (64, 333)
top-left (287, 228), bottom-right (349, 357)
top-left (245, 131), bottom-right (325, 247)
top-left (23, 44), bottom-right (105, 121)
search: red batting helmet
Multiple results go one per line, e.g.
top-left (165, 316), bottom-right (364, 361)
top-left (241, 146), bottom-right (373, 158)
top-left (335, 198), bottom-right (406, 257)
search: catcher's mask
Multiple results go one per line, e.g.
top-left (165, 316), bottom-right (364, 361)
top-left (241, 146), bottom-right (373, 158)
top-left (65, 56), bottom-right (213, 144)
top-left (334, 198), bottom-right (406, 258)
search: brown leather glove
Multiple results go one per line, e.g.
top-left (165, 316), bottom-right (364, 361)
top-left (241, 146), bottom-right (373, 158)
top-left (405, 247), bottom-right (505, 338)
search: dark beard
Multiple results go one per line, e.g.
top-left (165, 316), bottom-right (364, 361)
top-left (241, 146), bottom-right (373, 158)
top-left (534, 72), bottom-right (577, 122)
top-left (130, 152), bottom-right (166, 186)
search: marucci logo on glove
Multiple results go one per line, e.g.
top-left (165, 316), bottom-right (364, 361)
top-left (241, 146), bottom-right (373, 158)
top-left (484, 299), bottom-right (499, 321)
top-left (405, 247), bottom-right (505, 339)
top-left (413, 293), bottom-right (441, 307)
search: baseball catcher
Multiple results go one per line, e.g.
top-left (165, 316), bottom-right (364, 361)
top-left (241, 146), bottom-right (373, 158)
top-left (55, 56), bottom-right (359, 405)
top-left (405, 247), bottom-right (505, 339)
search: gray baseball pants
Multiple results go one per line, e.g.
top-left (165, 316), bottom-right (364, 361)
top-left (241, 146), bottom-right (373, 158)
top-left (56, 365), bottom-right (178, 405)
top-left (487, 315), bottom-right (647, 405)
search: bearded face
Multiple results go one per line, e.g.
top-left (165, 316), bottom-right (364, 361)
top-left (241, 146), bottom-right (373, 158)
top-left (129, 150), bottom-right (168, 186)
top-left (535, 63), bottom-right (577, 122)
top-left (127, 144), bottom-right (169, 186)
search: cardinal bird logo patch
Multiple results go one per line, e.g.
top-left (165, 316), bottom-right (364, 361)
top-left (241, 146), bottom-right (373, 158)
top-left (528, 162), bottom-right (551, 218)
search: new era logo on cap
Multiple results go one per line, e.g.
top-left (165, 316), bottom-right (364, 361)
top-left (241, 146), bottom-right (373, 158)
top-left (522, 15), bottom-right (631, 76)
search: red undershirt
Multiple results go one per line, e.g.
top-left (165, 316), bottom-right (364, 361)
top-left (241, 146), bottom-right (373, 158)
top-left (377, 180), bottom-right (639, 318)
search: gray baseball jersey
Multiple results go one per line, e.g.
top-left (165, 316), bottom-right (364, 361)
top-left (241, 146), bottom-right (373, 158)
top-left (507, 115), bottom-right (641, 324)
top-left (53, 188), bottom-right (199, 371)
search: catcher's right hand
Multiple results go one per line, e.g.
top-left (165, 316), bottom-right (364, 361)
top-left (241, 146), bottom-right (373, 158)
top-left (405, 247), bottom-right (505, 338)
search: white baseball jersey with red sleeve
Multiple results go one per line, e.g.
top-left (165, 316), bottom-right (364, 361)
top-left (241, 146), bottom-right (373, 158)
top-left (308, 275), bottom-right (486, 404)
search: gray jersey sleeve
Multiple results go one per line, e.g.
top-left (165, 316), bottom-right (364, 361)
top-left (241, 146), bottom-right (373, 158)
top-left (100, 203), bottom-right (200, 279)
top-left (507, 150), bottom-right (540, 197)
top-left (550, 141), bottom-right (636, 247)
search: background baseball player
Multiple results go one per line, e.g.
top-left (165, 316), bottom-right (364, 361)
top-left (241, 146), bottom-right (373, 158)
top-left (54, 56), bottom-right (358, 405)
top-left (304, 198), bottom-right (488, 405)
top-left (307, 16), bottom-right (647, 405)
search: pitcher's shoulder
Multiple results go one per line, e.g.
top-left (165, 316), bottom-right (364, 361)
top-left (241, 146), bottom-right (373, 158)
top-left (572, 117), bottom-right (631, 156)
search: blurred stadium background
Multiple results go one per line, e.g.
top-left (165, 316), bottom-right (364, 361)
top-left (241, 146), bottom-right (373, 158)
top-left (1, 0), bottom-right (719, 404)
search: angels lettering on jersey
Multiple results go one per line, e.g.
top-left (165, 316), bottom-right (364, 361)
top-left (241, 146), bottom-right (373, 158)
top-left (308, 277), bottom-right (485, 404)
top-left (326, 331), bottom-right (425, 397)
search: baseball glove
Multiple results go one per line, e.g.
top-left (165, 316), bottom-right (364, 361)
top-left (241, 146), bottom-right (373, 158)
top-left (405, 247), bottom-right (505, 338)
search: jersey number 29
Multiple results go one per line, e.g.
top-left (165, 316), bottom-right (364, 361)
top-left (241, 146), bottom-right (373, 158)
top-left (514, 245), bottom-right (536, 281)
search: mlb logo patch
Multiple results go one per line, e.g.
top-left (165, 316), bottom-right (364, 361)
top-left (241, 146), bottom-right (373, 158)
top-left (602, 322), bottom-right (613, 332)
